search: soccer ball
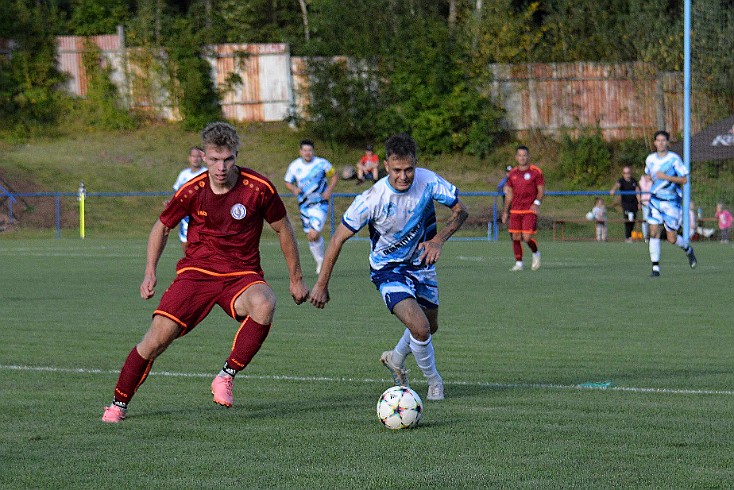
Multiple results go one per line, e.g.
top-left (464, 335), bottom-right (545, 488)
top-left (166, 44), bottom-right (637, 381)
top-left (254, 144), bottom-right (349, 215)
top-left (376, 386), bottom-right (423, 430)
top-left (585, 211), bottom-right (594, 221)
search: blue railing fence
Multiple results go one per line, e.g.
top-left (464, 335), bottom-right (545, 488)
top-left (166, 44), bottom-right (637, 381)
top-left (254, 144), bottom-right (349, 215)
top-left (0, 189), bottom-right (648, 240)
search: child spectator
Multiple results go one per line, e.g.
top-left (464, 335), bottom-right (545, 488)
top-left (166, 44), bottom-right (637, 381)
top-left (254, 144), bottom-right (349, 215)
top-left (591, 197), bottom-right (607, 241)
top-left (715, 203), bottom-right (732, 243)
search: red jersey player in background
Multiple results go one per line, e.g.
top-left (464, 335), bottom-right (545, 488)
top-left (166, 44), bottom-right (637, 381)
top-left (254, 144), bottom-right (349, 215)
top-left (501, 145), bottom-right (545, 271)
top-left (102, 122), bottom-right (310, 423)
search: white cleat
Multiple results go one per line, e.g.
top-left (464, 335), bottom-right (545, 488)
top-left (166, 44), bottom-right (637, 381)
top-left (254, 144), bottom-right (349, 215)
top-left (510, 263), bottom-right (524, 272)
top-left (380, 350), bottom-right (409, 387)
top-left (531, 253), bottom-right (541, 271)
top-left (427, 379), bottom-right (445, 401)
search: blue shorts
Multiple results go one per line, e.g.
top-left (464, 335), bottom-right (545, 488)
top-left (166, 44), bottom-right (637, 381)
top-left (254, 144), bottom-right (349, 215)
top-left (298, 201), bottom-right (328, 233)
top-left (370, 265), bottom-right (439, 313)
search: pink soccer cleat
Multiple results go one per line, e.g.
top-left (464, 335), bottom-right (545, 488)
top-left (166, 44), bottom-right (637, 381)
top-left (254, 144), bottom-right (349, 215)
top-left (211, 375), bottom-right (234, 407)
top-left (102, 404), bottom-right (127, 423)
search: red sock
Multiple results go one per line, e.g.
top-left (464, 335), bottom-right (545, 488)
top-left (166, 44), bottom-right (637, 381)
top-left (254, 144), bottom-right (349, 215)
top-left (512, 240), bottom-right (523, 261)
top-left (113, 347), bottom-right (153, 404)
top-left (226, 316), bottom-right (271, 372)
top-left (527, 238), bottom-right (538, 253)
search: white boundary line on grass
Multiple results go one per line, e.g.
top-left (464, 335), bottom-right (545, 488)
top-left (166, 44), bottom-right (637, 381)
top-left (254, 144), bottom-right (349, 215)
top-left (2, 364), bottom-right (733, 397)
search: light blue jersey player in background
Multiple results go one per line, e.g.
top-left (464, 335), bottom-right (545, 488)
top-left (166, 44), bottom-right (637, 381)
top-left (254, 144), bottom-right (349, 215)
top-left (172, 146), bottom-right (207, 253)
top-left (645, 130), bottom-right (697, 277)
top-left (309, 133), bottom-right (468, 401)
top-left (284, 139), bottom-right (338, 273)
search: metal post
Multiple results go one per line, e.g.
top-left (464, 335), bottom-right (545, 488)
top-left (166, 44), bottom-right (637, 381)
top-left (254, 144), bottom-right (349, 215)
top-left (78, 182), bottom-right (86, 239)
top-left (56, 194), bottom-right (61, 240)
top-left (682, 0), bottom-right (691, 241)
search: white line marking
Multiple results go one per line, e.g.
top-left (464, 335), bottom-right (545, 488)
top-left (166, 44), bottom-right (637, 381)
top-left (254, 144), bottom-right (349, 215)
top-left (2, 364), bottom-right (732, 396)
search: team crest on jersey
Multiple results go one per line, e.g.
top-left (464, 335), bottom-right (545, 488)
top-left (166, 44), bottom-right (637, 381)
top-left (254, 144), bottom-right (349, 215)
top-left (524, 172), bottom-right (531, 180)
top-left (230, 203), bottom-right (247, 220)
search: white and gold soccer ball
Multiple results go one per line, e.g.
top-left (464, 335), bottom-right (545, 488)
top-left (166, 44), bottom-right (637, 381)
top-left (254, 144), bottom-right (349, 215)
top-left (586, 211), bottom-right (594, 221)
top-left (376, 386), bottom-right (423, 430)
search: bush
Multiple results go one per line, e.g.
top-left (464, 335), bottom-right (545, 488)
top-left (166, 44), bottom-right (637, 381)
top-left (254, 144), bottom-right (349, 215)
top-left (558, 131), bottom-right (612, 186)
top-left (301, 58), bottom-right (380, 143)
top-left (73, 42), bottom-right (138, 130)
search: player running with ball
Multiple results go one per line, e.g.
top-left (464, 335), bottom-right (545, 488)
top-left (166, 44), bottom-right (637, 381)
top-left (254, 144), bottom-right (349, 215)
top-left (309, 133), bottom-right (468, 401)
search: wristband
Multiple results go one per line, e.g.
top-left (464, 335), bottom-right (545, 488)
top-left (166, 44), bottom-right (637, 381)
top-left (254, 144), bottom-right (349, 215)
top-left (533, 199), bottom-right (541, 206)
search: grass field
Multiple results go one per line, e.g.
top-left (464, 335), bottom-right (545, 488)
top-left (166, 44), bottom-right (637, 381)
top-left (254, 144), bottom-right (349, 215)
top-left (1, 237), bottom-right (733, 487)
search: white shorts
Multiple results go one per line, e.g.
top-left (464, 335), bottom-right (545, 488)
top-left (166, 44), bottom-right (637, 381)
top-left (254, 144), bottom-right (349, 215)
top-left (299, 202), bottom-right (328, 233)
top-left (370, 265), bottom-right (439, 312)
top-left (647, 197), bottom-right (682, 231)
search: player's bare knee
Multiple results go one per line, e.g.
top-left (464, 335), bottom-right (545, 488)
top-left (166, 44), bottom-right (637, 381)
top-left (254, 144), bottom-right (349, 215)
top-left (239, 288), bottom-right (276, 325)
top-left (307, 230), bottom-right (319, 241)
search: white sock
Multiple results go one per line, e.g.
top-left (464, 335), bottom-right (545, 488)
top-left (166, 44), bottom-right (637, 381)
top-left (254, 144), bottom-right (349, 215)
top-left (308, 236), bottom-right (324, 263)
top-left (409, 334), bottom-right (440, 383)
top-left (674, 235), bottom-right (690, 252)
top-left (649, 238), bottom-right (661, 263)
top-left (393, 329), bottom-right (412, 365)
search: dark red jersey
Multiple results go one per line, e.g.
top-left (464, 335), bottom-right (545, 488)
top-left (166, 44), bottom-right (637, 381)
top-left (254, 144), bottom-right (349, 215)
top-left (160, 167), bottom-right (286, 275)
top-left (507, 165), bottom-right (544, 211)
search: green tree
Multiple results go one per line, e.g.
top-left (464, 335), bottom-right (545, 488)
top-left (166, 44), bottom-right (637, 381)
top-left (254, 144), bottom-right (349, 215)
top-left (167, 17), bottom-right (221, 130)
top-left (73, 40), bottom-right (137, 129)
top-left (558, 131), bottom-right (612, 186)
top-left (0, 0), bottom-right (68, 132)
top-left (67, 0), bottom-right (130, 35)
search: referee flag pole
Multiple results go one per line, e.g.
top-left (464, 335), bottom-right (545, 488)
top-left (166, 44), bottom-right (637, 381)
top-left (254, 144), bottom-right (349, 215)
top-left (78, 181), bottom-right (86, 239)
top-left (682, 0), bottom-right (691, 241)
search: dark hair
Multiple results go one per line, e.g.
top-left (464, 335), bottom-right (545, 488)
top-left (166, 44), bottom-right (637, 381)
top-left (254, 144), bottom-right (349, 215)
top-left (366, 145), bottom-right (373, 151)
top-left (300, 139), bottom-right (315, 148)
top-left (189, 145), bottom-right (203, 154)
top-left (385, 133), bottom-right (417, 162)
top-left (516, 145), bottom-right (529, 153)
top-left (201, 122), bottom-right (240, 151)
top-left (653, 130), bottom-right (670, 141)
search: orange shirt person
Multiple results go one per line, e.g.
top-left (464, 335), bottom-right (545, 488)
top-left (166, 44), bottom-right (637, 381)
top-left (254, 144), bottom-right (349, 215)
top-left (356, 145), bottom-right (379, 183)
top-left (501, 145), bottom-right (545, 272)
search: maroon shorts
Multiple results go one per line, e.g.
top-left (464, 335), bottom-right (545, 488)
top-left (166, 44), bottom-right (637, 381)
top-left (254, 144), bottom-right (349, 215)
top-left (508, 211), bottom-right (538, 235)
top-left (154, 270), bottom-right (268, 336)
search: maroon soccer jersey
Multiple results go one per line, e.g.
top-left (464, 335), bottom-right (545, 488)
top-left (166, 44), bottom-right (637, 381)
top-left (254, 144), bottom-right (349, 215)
top-left (160, 167), bottom-right (286, 275)
top-left (506, 165), bottom-right (544, 211)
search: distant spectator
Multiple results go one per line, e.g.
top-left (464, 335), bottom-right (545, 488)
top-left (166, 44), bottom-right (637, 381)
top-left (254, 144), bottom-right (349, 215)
top-left (715, 203), bottom-right (732, 243)
top-left (356, 145), bottom-right (380, 184)
top-left (609, 166), bottom-right (640, 243)
top-left (591, 197), bottom-right (607, 242)
top-left (689, 201), bottom-right (699, 240)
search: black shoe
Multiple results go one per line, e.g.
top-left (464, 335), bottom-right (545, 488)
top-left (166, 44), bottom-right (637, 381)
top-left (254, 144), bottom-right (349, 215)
top-left (650, 270), bottom-right (660, 277)
top-left (687, 249), bottom-right (697, 269)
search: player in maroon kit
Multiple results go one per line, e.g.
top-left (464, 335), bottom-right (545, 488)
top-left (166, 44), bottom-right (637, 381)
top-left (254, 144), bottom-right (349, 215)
top-left (102, 122), bottom-right (310, 423)
top-left (501, 145), bottom-right (545, 271)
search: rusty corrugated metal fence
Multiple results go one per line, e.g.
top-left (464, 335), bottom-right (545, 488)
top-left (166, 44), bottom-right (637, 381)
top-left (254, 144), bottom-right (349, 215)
top-left (10, 30), bottom-right (692, 139)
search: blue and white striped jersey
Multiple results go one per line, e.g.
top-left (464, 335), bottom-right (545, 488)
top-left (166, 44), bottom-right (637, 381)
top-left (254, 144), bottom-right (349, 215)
top-left (342, 168), bottom-right (459, 270)
top-left (284, 156), bottom-right (335, 206)
top-left (645, 151), bottom-right (687, 202)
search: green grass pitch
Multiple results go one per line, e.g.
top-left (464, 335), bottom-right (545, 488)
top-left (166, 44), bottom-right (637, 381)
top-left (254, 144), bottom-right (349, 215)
top-left (1, 238), bottom-right (733, 487)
